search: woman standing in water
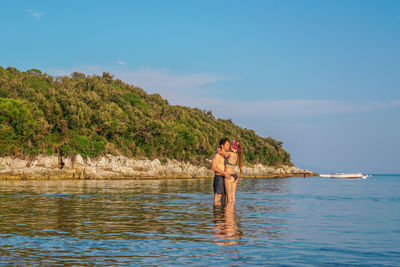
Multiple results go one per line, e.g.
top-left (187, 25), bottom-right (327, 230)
top-left (218, 140), bottom-right (243, 203)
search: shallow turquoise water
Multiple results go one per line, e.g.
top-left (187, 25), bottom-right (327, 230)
top-left (0, 175), bottom-right (399, 266)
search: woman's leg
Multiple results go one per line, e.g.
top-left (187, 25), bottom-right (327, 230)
top-left (224, 177), bottom-right (234, 203)
top-left (231, 180), bottom-right (237, 202)
top-left (230, 174), bottom-right (238, 202)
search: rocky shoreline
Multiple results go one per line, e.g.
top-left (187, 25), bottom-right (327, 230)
top-left (0, 154), bottom-right (318, 180)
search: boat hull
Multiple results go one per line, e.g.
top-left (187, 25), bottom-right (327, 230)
top-left (320, 173), bottom-right (367, 179)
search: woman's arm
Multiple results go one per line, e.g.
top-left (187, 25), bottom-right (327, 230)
top-left (217, 148), bottom-right (230, 158)
top-left (234, 173), bottom-right (240, 184)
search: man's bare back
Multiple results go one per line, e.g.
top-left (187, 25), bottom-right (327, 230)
top-left (212, 153), bottom-right (225, 175)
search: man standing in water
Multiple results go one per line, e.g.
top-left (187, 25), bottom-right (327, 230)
top-left (211, 138), bottom-right (232, 205)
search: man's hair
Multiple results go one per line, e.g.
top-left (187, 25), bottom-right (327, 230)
top-left (219, 137), bottom-right (230, 148)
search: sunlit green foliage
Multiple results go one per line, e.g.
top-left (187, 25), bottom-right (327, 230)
top-left (0, 97), bottom-right (47, 156)
top-left (0, 66), bottom-right (292, 165)
top-left (62, 133), bottom-right (106, 159)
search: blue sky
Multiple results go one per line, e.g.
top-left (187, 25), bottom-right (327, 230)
top-left (1, 0), bottom-right (399, 173)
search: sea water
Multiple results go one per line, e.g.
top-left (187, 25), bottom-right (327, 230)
top-left (0, 175), bottom-right (399, 266)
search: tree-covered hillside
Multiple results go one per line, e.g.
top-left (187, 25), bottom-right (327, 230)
top-left (0, 66), bottom-right (292, 166)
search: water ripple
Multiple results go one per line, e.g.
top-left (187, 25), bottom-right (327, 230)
top-left (0, 176), bottom-right (399, 265)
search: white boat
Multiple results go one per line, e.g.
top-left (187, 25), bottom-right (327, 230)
top-left (320, 173), bottom-right (368, 179)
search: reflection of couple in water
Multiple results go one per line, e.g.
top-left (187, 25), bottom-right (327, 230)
top-left (211, 138), bottom-right (243, 205)
top-left (212, 202), bottom-right (241, 246)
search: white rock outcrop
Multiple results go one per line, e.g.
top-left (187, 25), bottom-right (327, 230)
top-left (0, 154), bottom-right (316, 180)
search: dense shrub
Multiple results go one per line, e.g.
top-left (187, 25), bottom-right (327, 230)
top-left (0, 66), bottom-right (292, 166)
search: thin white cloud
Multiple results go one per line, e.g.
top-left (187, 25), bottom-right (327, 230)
top-left (197, 98), bottom-right (394, 118)
top-left (46, 65), bottom-right (398, 119)
top-left (26, 9), bottom-right (44, 19)
top-left (117, 68), bottom-right (229, 91)
top-left (49, 65), bottom-right (103, 77)
top-left (391, 100), bottom-right (400, 108)
top-left (114, 60), bottom-right (126, 65)
top-left (48, 65), bottom-right (230, 97)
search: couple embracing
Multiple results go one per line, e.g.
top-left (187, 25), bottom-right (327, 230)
top-left (211, 138), bottom-right (243, 205)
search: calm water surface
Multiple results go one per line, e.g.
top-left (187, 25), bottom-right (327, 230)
top-left (0, 175), bottom-right (399, 266)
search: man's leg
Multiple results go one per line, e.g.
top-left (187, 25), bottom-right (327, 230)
top-left (214, 193), bottom-right (222, 205)
top-left (214, 175), bottom-right (225, 205)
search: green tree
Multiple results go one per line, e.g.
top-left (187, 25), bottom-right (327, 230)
top-left (0, 66), bottom-right (293, 166)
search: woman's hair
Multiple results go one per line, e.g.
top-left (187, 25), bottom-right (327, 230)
top-left (236, 141), bottom-right (243, 174)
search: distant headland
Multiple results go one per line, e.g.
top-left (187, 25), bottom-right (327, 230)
top-left (0, 66), bottom-right (317, 179)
